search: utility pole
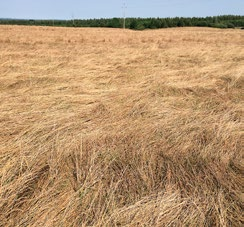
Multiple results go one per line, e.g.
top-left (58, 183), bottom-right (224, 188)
top-left (72, 13), bottom-right (75, 26)
top-left (122, 2), bottom-right (127, 29)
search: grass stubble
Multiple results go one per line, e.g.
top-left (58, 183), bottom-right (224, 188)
top-left (0, 25), bottom-right (243, 226)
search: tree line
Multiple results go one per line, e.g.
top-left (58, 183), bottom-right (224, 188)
top-left (1, 15), bottom-right (244, 30)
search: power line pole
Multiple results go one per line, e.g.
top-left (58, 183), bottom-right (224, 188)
top-left (122, 2), bottom-right (127, 29)
top-left (72, 13), bottom-right (75, 26)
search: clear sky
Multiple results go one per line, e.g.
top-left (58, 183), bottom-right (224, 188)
top-left (0, 0), bottom-right (244, 20)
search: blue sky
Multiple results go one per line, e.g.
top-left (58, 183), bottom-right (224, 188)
top-left (0, 0), bottom-right (243, 19)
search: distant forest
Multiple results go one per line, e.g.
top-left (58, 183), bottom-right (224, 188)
top-left (1, 15), bottom-right (244, 30)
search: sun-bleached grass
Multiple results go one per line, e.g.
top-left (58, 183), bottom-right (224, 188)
top-left (0, 25), bottom-right (243, 226)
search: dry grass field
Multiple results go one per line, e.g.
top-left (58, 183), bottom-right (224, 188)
top-left (0, 25), bottom-right (243, 226)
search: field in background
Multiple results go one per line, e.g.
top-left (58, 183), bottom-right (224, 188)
top-left (0, 26), bottom-right (243, 226)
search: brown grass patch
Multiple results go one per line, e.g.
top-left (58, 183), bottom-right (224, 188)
top-left (0, 26), bottom-right (243, 226)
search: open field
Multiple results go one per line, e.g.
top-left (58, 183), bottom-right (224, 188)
top-left (0, 25), bottom-right (243, 226)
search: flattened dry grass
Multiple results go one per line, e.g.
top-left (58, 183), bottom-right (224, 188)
top-left (0, 25), bottom-right (243, 226)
